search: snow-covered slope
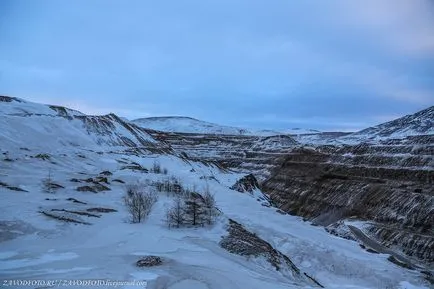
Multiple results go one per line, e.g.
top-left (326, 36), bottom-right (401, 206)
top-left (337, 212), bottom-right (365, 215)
top-left (343, 106), bottom-right (434, 142)
top-left (0, 96), bottom-right (160, 152)
top-left (133, 116), bottom-right (250, 135)
top-left (132, 116), bottom-right (323, 137)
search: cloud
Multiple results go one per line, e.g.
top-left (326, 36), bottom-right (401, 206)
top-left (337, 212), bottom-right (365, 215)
top-left (0, 0), bottom-right (433, 131)
top-left (332, 0), bottom-right (434, 57)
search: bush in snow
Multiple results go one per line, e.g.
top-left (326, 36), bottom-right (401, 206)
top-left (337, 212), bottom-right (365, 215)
top-left (200, 184), bottom-right (219, 225)
top-left (153, 176), bottom-right (183, 196)
top-left (165, 196), bottom-right (185, 228)
top-left (149, 160), bottom-right (168, 174)
top-left (165, 185), bottom-right (219, 228)
top-left (123, 184), bottom-right (158, 223)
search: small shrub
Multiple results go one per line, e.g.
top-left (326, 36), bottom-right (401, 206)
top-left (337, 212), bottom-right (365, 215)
top-left (42, 170), bottom-right (63, 193)
top-left (150, 160), bottom-right (168, 174)
top-left (124, 185), bottom-right (158, 223)
top-left (153, 176), bottom-right (183, 196)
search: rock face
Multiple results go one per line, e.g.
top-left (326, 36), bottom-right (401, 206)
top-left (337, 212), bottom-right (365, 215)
top-left (136, 256), bottom-right (163, 267)
top-left (262, 138), bottom-right (434, 264)
top-left (220, 219), bottom-right (323, 287)
top-left (230, 174), bottom-right (260, 193)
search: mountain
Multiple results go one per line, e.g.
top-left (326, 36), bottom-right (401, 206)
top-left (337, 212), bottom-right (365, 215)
top-left (254, 128), bottom-right (322, 136)
top-left (344, 106), bottom-right (434, 142)
top-left (132, 116), bottom-right (325, 138)
top-left (0, 96), bottom-right (161, 152)
top-left (133, 116), bottom-right (250, 135)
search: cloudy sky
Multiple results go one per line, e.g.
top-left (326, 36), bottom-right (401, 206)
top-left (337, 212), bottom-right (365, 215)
top-left (1, 0), bottom-right (434, 131)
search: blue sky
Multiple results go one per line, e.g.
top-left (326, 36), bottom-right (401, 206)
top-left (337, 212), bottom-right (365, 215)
top-left (1, 0), bottom-right (434, 131)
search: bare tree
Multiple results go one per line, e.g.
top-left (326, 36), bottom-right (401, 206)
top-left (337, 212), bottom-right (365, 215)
top-left (183, 192), bottom-right (206, 226)
top-left (42, 169), bottom-right (63, 193)
top-left (124, 185), bottom-right (158, 223)
top-left (202, 185), bottom-right (218, 225)
top-left (42, 169), bottom-right (54, 194)
top-left (164, 185), bottom-right (219, 228)
top-left (166, 196), bottom-right (185, 228)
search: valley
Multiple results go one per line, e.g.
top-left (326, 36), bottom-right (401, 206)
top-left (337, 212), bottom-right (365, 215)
top-left (0, 96), bottom-right (433, 289)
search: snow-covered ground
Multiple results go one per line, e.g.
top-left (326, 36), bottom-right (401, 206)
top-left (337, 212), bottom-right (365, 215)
top-left (0, 149), bottom-right (429, 289)
top-left (0, 97), bottom-right (431, 289)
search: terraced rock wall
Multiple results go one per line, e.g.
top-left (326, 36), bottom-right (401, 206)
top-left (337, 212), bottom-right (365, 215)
top-left (262, 138), bottom-right (434, 264)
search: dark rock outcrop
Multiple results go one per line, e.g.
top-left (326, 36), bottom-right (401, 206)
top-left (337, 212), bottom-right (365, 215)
top-left (76, 184), bottom-right (110, 193)
top-left (136, 256), bottom-right (163, 267)
top-left (220, 219), bottom-right (323, 287)
top-left (230, 174), bottom-right (260, 193)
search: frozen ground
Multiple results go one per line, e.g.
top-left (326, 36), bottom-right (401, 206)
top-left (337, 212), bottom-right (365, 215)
top-left (0, 98), bottom-right (431, 289)
top-left (0, 149), bottom-right (430, 289)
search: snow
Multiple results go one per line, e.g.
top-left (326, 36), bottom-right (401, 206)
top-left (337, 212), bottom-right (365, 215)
top-left (0, 252), bottom-right (78, 270)
top-left (0, 150), bottom-right (429, 289)
top-left (132, 116), bottom-right (322, 137)
top-left (0, 98), bottom-right (431, 289)
top-left (0, 97), bottom-right (84, 117)
top-left (341, 106), bottom-right (434, 142)
top-left (0, 98), bottom-right (155, 152)
top-left (133, 116), bottom-right (249, 135)
top-left (169, 280), bottom-right (208, 289)
top-left (399, 281), bottom-right (430, 289)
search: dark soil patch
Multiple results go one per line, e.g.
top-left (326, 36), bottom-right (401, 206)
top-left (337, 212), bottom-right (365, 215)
top-left (86, 207), bottom-right (118, 213)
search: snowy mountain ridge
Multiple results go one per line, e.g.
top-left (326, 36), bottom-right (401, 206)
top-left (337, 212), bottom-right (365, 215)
top-left (133, 116), bottom-right (250, 135)
top-left (344, 106), bottom-right (434, 142)
top-left (132, 116), bottom-right (322, 136)
top-left (134, 106), bottom-right (434, 144)
top-left (0, 95), bottom-right (160, 152)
